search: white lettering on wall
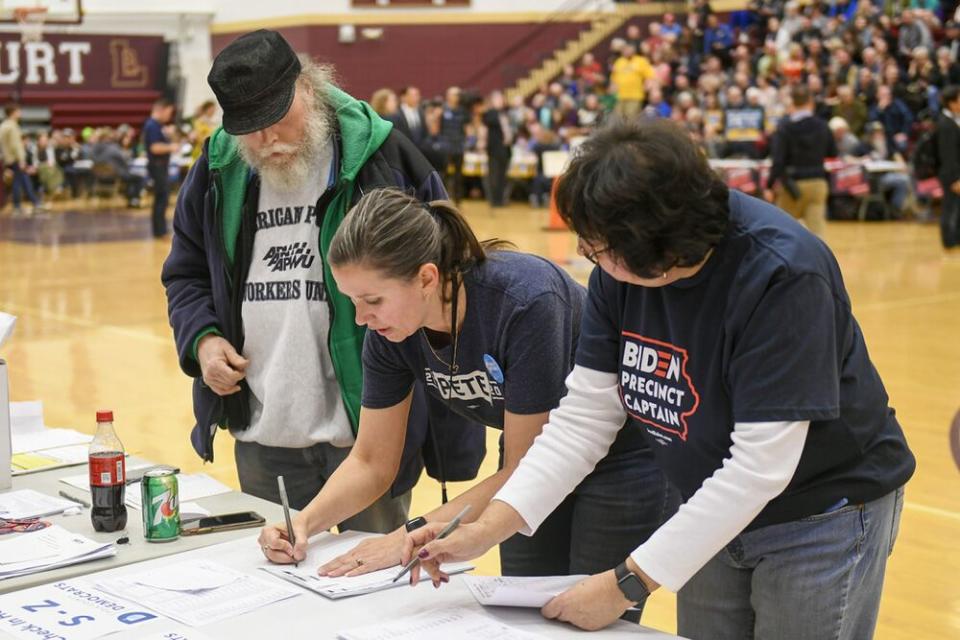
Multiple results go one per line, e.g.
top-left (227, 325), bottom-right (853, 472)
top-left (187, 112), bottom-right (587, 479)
top-left (59, 42), bottom-right (91, 84)
top-left (0, 42), bottom-right (21, 83)
top-left (24, 41), bottom-right (58, 84)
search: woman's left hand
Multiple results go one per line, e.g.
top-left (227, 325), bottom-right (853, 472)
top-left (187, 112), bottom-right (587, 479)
top-left (541, 570), bottom-right (634, 631)
top-left (318, 528), bottom-right (406, 577)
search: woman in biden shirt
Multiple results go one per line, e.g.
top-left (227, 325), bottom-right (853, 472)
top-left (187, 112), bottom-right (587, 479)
top-left (406, 118), bottom-right (915, 640)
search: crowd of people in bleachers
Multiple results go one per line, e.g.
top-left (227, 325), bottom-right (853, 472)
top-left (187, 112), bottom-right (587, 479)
top-left (371, 0), bottom-right (960, 219)
top-left (4, 0), bottom-right (960, 221)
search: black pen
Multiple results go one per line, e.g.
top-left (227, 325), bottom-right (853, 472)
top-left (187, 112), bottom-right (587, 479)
top-left (393, 505), bottom-right (471, 583)
top-left (58, 490), bottom-right (91, 508)
top-left (277, 475), bottom-right (298, 568)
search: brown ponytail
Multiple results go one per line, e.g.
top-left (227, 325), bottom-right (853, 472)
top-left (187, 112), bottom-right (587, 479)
top-left (329, 188), bottom-right (511, 302)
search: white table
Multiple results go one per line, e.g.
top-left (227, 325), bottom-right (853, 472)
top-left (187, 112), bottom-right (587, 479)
top-left (0, 457), bottom-right (286, 593)
top-left (0, 534), bottom-right (684, 639)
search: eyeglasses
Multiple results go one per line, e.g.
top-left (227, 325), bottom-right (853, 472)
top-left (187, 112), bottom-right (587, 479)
top-left (577, 237), bottom-right (611, 265)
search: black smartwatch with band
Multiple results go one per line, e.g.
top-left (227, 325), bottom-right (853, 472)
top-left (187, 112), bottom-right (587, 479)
top-left (404, 515), bottom-right (428, 533)
top-left (614, 561), bottom-right (651, 604)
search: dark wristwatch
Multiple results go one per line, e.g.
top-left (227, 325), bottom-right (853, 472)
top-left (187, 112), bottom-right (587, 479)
top-left (404, 516), bottom-right (428, 533)
top-left (614, 561), bottom-right (650, 604)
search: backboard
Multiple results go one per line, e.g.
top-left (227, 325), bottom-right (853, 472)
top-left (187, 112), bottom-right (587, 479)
top-left (0, 0), bottom-right (83, 24)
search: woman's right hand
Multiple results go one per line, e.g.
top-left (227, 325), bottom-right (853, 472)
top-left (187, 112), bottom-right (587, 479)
top-left (258, 517), bottom-right (309, 564)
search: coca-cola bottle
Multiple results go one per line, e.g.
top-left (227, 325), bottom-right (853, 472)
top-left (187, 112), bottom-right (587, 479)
top-left (88, 409), bottom-right (127, 532)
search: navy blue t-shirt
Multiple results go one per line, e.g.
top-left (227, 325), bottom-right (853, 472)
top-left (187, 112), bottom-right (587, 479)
top-left (143, 117), bottom-right (169, 165)
top-left (577, 190), bottom-right (915, 528)
top-left (363, 251), bottom-right (583, 426)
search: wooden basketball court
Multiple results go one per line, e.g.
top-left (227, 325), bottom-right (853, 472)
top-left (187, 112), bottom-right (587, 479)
top-left (0, 201), bottom-right (957, 638)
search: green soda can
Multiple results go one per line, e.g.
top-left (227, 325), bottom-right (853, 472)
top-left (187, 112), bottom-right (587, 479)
top-left (141, 468), bottom-right (180, 542)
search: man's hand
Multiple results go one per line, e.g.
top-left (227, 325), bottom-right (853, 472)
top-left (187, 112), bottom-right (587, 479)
top-left (258, 517), bottom-right (309, 565)
top-left (197, 334), bottom-right (248, 396)
top-left (541, 570), bottom-right (634, 631)
top-left (319, 528), bottom-right (406, 577)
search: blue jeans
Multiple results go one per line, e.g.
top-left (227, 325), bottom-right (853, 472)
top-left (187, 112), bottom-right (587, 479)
top-left (678, 487), bottom-right (904, 640)
top-left (9, 163), bottom-right (39, 208)
top-left (234, 439), bottom-right (411, 534)
top-left (499, 444), bottom-right (680, 619)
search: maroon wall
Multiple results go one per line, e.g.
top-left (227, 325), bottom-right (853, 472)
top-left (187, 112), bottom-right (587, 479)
top-left (212, 21), bottom-right (589, 100)
top-left (0, 33), bottom-right (165, 127)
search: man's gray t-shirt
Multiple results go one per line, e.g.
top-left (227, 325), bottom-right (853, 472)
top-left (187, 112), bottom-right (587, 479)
top-left (237, 144), bottom-right (353, 448)
top-left (361, 251), bottom-right (586, 427)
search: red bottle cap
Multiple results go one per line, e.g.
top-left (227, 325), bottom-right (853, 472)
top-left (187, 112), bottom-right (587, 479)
top-left (96, 410), bottom-right (114, 422)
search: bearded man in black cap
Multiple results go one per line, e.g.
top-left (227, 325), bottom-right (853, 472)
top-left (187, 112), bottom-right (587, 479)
top-left (161, 30), bottom-right (470, 534)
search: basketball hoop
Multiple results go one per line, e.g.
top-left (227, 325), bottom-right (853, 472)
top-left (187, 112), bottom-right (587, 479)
top-left (14, 6), bottom-right (48, 43)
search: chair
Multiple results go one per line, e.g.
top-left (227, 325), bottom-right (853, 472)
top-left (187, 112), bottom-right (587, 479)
top-left (90, 162), bottom-right (121, 205)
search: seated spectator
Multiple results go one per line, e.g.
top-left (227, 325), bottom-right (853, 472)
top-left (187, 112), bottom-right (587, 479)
top-left (576, 53), bottom-right (603, 90)
top-left (723, 86), bottom-right (765, 158)
top-left (828, 117), bottom-right (864, 157)
top-left (31, 131), bottom-right (63, 197)
top-left (869, 84), bottom-right (914, 154)
top-left (861, 122), bottom-right (918, 217)
top-left (577, 93), bottom-right (604, 130)
top-left (661, 13), bottom-right (682, 42)
top-left (933, 46), bottom-right (960, 88)
top-left (90, 128), bottom-right (145, 207)
top-left (833, 84), bottom-right (868, 137)
top-left (645, 86), bottom-right (672, 119)
top-left (54, 128), bottom-right (88, 198)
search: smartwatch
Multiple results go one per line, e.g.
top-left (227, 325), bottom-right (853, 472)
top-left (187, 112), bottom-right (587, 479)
top-left (614, 561), bottom-right (650, 604)
top-left (404, 515), bottom-right (428, 533)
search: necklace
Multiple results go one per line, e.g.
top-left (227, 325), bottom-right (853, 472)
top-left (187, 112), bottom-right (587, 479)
top-left (421, 328), bottom-right (459, 374)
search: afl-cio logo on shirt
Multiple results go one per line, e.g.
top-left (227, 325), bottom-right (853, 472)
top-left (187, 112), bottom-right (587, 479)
top-left (619, 332), bottom-right (700, 442)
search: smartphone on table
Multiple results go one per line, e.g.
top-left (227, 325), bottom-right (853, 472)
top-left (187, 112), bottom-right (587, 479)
top-left (180, 511), bottom-right (265, 535)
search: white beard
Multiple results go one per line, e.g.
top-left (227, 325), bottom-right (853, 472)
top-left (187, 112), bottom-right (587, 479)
top-left (239, 96), bottom-right (333, 194)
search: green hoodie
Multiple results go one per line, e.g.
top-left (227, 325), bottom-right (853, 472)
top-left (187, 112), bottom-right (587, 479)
top-left (203, 85), bottom-right (393, 434)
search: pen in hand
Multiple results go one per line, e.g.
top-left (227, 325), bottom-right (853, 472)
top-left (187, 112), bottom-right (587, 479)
top-left (277, 475), bottom-right (298, 568)
top-left (393, 504), bottom-right (471, 583)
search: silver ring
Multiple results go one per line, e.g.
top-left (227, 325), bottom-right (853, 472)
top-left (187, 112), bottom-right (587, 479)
top-left (262, 545), bottom-right (270, 553)
top-left (356, 558), bottom-right (364, 567)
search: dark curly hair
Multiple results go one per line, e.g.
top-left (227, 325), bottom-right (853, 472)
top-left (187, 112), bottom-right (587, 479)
top-left (556, 117), bottom-right (730, 278)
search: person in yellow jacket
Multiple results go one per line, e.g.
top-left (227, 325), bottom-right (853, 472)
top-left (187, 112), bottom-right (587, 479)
top-left (610, 44), bottom-right (656, 119)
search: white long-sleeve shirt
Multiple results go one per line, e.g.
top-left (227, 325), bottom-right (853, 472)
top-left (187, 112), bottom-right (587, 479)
top-left (494, 365), bottom-right (809, 592)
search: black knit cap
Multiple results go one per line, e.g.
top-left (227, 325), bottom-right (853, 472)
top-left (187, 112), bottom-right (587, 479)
top-left (207, 29), bottom-right (302, 135)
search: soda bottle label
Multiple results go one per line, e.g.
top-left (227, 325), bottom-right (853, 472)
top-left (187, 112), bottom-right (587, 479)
top-left (89, 453), bottom-right (125, 486)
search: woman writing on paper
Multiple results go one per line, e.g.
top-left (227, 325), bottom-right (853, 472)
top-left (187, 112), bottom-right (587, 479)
top-left (258, 188), bottom-right (677, 592)
top-left (404, 119), bottom-right (915, 640)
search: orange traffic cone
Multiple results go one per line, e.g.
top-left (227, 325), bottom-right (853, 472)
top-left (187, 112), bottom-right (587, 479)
top-left (543, 178), bottom-right (567, 232)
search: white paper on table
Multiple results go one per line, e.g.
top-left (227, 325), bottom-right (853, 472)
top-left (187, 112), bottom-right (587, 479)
top-left (337, 607), bottom-right (548, 640)
top-left (8, 401), bottom-right (92, 454)
top-left (179, 502), bottom-right (210, 520)
top-left (0, 525), bottom-right (115, 579)
top-left (0, 488), bottom-right (80, 519)
top-left (132, 560), bottom-right (241, 592)
top-left (0, 577), bottom-right (169, 640)
top-left (125, 473), bottom-right (231, 510)
top-left (94, 560), bottom-right (301, 628)
top-left (261, 530), bottom-right (473, 600)
top-left (60, 462), bottom-right (153, 491)
top-left (464, 575), bottom-right (587, 608)
top-left (128, 630), bottom-right (217, 640)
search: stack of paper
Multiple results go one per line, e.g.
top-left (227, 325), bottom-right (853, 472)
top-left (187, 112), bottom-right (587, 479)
top-left (0, 525), bottom-right (114, 580)
top-left (9, 401), bottom-right (92, 455)
top-left (11, 443), bottom-right (90, 475)
top-left (337, 607), bottom-right (547, 639)
top-left (94, 560), bottom-right (301, 627)
top-left (262, 530), bottom-right (473, 599)
top-left (464, 575), bottom-right (586, 608)
top-left (0, 488), bottom-right (82, 519)
top-left (59, 469), bottom-right (232, 510)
